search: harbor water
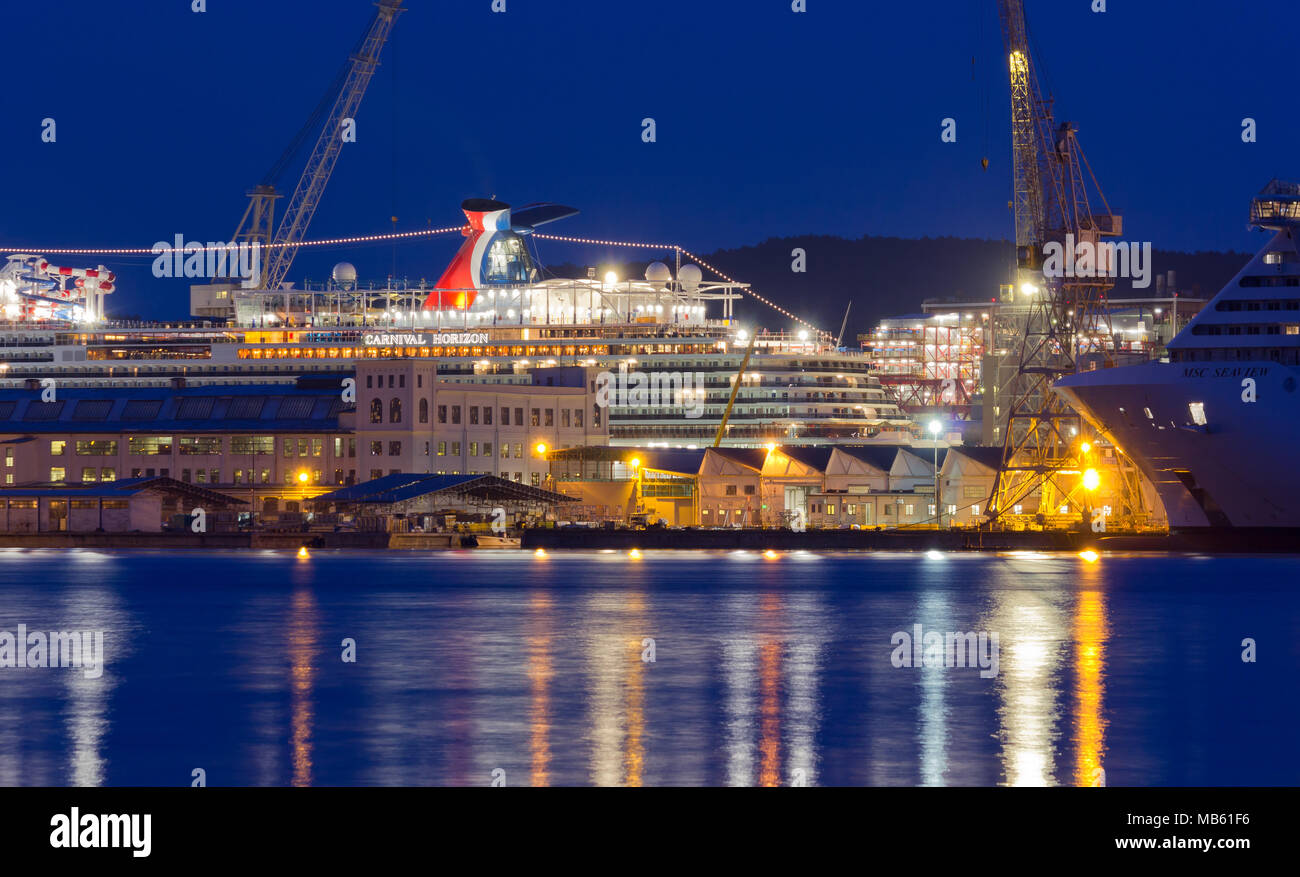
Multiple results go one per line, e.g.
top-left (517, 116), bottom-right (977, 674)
top-left (0, 549), bottom-right (1295, 786)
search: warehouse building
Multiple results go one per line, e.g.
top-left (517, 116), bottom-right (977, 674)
top-left (0, 477), bottom-right (243, 534)
top-left (0, 360), bottom-right (604, 524)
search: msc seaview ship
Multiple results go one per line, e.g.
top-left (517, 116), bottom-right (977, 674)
top-left (1055, 180), bottom-right (1300, 530)
top-left (0, 199), bottom-right (913, 448)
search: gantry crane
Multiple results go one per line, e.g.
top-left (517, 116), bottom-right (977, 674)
top-left (231, 0), bottom-right (404, 291)
top-left (987, 0), bottom-right (1148, 528)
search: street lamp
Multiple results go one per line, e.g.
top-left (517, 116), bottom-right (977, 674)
top-left (928, 421), bottom-right (942, 526)
top-left (295, 468), bottom-right (311, 521)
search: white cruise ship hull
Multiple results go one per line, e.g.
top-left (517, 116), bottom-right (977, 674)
top-left (1055, 359), bottom-right (1300, 529)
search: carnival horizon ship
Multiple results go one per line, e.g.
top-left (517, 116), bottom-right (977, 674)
top-left (1055, 180), bottom-right (1300, 530)
top-left (0, 199), bottom-right (914, 448)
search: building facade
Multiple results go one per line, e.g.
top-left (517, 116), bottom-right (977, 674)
top-left (0, 362), bottom-right (605, 522)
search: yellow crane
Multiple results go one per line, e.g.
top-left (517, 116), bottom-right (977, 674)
top-left (713, 331), bottom-right (759, 447)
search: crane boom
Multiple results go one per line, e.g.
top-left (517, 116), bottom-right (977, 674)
top-left (713, 332), bottom-right (759, 447)
top-left (243, 0), bottom-right (404, 291)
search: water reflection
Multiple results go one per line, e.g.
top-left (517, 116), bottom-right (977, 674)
top-left (781, 592), bottom-right (823, 787)
top-left (758, 592), bottom-right (782, 787)
top-left (288, 587), bottom-right (318, 787)
top-left (916, 589), bottom-right (952, 786)
top-left (527, 590), bottom-right (553, 787)
top-left (0, 553), bottom-right (132, 787)
top-left (985, 580), bottom-right (1067, 786)
top-left (722, 594), bottom-right (758, 786)
top-left (1073, 585), bottom-right (1108, 787)
top-left (0, 551), bottom-right (1289, 786)
top-left (61, 583), bottom-right (127, 786)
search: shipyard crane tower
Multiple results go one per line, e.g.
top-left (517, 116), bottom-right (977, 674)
top-left (986, 0), bottom-right (1147, 528)
top-left (231, 0), bottom-right (404, 291)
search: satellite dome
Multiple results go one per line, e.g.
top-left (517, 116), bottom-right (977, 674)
top-left (645, 261), bottom-right (672, 284)
top-left (678, 263), bottom-right (702, 291)
top-left (332, 262), bottom-right (358, 287)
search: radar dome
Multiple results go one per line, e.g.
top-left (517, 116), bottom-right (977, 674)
top-left (332, 262), bottom-right (358, 287)
top-left (678, 263), bottom-right (702, 291)
top-left (645, 262), bottom-right (672, 284)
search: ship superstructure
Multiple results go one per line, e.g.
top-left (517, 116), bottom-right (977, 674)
top-left (1055, 180), bottom-right (1300, 529)
top-left (0, 199), bottom-right (913, 448)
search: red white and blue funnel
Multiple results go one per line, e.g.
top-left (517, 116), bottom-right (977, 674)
top-left (424, 199), bottom-right (577, 310)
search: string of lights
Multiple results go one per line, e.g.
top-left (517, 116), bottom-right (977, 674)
top-left (531, 233), bottom-right (677, 250)
top-left (0, 225), bottom-right (468, 256)
top-left (3, 225), bottom-right (824, 333)
top-left (532, 233), bottom-right (822, 333)
top-left (676, 247), bottom-right (820, 332)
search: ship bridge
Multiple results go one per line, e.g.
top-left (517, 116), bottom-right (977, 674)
top-left (1249, 179), bottom-right (1300, 230)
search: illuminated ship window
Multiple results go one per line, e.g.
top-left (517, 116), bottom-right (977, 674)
top-left (1188, 402), bottom-right (1207, 426)
top-left (24, 401), bottom-right (65, 421)
top-left (225, 396), bottom-right (266, 419)
top-left (483, 235), bottom-right (533, 285)
top-left (176, 397), bottom-right (215, 420)
top-left (122, 399), bottom-right (164, 421)
top-left (1143, 407), bottom-right (1154, 420)
top-left (71, 400), bottom-right (114, 421)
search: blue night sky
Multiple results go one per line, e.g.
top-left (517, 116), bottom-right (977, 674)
top-left (0, 0), bottom-right (1294, 318)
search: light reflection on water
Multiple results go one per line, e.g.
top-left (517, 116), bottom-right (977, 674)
top-left (0, 549), bottom-right (1296, 786)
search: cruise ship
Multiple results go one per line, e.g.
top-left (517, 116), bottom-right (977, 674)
top-left (1055, 180), bottom-right (1300, 530)
top-left (0, 199), bottom-right (913, 448)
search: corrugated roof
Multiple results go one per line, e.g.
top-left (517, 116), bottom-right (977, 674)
top-left (835, 445), bottom-right (905, 472)
top-left (313, 473), bottom-right (576, 505)
top-left (0, 382), bottom-right (348, 433)
top-left (948, 445), bottom-right (1004, 471)
top-left (710, 447), bottom-right (769, 470)
top-left (0, 476), bottom-right (245, 505)
top-left (897, 446), bottom-right (949, 468)
top-left (638, 449), bottom-right (706, 475)
top-left (778, 446), bottom-right (834, 472)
